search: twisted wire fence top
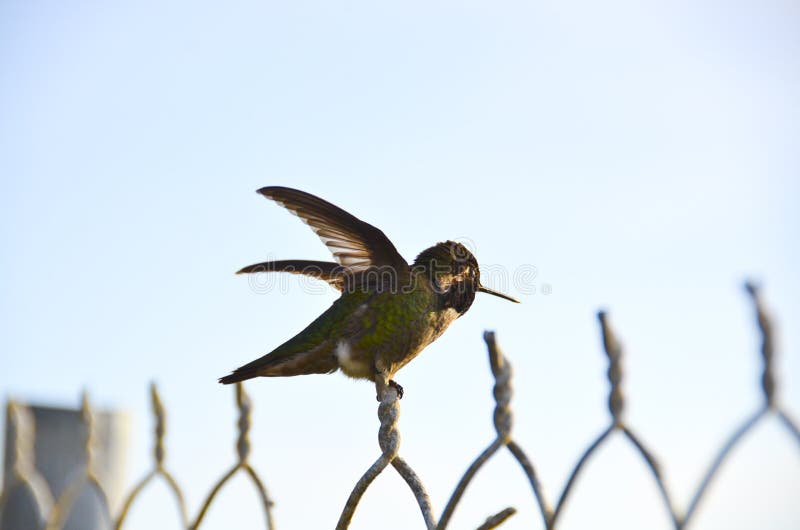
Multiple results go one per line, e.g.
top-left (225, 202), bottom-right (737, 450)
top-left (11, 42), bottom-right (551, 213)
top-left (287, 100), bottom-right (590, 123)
top-left (114, 383), bottom-right (188, 530)
top-left (437, 331), bottom-right (546, 530)
top-left (235, 383), bottom-right (252, 463)
top-left (488, 332), bottom-right (513, 444)
top-left (0, 401), bottom-right (54, 524)
top-left (1, 281), bottom-right (798, 530)
top-left (8, 402), bottom-right (40, 482)
top-left (43, 393), bottom-right (112, 530)
top-left (682, 282), bottom-right (800, 524)
top-left (336, 377), bottom-right (437, 530)
top-left (598, 311), bottom-right (625, 424)
top-left (151, 384), bottom-right (167, 468)
top-left (336, 371), bottom-right (519, 530)
top-left (80, 393), bottom-right (97, 481)
top-left (191, 382), bottom-right (274, 530)
top-left (335, 281), bottom-right (800, 530)
top-left (745, 281), bottom-right (776, 406)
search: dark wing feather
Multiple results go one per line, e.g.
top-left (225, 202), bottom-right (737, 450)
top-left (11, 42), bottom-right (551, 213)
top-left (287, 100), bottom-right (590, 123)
top-left (236, 259), bottom-right (347, 291)
top-left (257, 187), bottom-right (409, 274)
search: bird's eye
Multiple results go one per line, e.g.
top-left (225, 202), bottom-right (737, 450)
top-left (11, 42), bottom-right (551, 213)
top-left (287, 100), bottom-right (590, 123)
top-left (451, 244), bottom-right (469, 262)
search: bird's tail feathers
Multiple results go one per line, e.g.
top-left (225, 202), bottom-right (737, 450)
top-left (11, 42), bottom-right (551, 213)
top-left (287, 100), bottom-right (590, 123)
top-left (218, 343), bottom-right (336, 385)
top-left (218, 366), bottom-right (260, 385)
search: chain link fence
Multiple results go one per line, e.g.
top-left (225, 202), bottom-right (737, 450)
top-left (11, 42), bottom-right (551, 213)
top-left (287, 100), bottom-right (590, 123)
top-left (1, 282), bottom-right (798, 529)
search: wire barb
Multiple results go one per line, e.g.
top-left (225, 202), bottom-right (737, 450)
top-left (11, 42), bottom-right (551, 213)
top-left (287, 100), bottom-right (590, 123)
top-left (598, 311), bottom-right (625, 423)
top-left (745, 281), bottom-right (776, 407)
top-left (488, 332), bottom-right (513, 444)
top-left (151, 383), bottom-right (166, 467)
top-left (80, 391), bottom-right (97, 478)
top-left (236, 382), bottom-right (253, 462)
top-left (9, 401), bottom-right (36, 479)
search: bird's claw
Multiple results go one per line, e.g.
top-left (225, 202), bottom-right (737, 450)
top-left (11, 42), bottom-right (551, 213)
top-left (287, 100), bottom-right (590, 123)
top-left (375, 379), bottom-right (404, 401)
top-left (389, 379), bottom-right (404, 399)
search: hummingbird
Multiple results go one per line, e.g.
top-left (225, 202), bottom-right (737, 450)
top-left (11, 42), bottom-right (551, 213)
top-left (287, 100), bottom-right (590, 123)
top-left (219, 187), bottom-right (519, 396)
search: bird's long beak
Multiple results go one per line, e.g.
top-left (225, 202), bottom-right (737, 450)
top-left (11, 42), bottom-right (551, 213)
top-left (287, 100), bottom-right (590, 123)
top-left (478, 285), bottom-right (520, 303)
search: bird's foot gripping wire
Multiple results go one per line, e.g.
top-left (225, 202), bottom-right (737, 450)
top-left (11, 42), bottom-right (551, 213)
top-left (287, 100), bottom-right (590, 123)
top-left (375, 379), bottom-right (404, 401)
top-left (389, 380), bottom-right (404, 400)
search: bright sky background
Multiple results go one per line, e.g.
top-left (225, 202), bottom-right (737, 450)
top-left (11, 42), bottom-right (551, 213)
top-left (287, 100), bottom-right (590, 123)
top-left (2, 1), bottom-right (799, 529)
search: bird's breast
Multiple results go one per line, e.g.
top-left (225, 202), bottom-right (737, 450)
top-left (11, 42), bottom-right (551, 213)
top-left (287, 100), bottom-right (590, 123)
top-left (335, 292), bottom-right (460, 378)
top-left (423, 307), bottom-right (460, 344)
top-left (335, 340), bottom-right (373, 379)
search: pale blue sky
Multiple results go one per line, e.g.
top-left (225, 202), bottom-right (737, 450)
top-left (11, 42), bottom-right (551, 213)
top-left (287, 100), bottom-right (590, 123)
top-left (2, 1), bottom-right (799, 529)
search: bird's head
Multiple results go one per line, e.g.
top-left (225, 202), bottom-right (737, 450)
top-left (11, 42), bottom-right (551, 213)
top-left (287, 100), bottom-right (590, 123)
top-left (412, 240), bottom-right (519, 314)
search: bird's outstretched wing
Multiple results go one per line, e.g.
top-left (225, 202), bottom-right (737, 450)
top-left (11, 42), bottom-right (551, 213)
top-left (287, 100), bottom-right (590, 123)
top-left (254, 186), bottom-right (410, 274)
top-left (237, 259), bottom-right (348, 290)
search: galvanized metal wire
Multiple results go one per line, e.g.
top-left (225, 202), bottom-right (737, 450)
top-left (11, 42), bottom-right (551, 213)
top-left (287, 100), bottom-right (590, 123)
top-left (1, 281), bottom-right (798, 529)
top-left (114, 383), bottom-right (188, 529)
top-left (547, 313), bottom-right (680, 530)
top-left (191, 383), bottom-right (275, 530)
top-left (336, 377), bottom-right (437, 530)
top-left (436, 331), bottom-right (543, 530)
top-left (44, 393), bottom-right (112, 530)
top-left (0, 401), bottom-right (54, 527)
top-left (680, 282), bottom-right (800, 526)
